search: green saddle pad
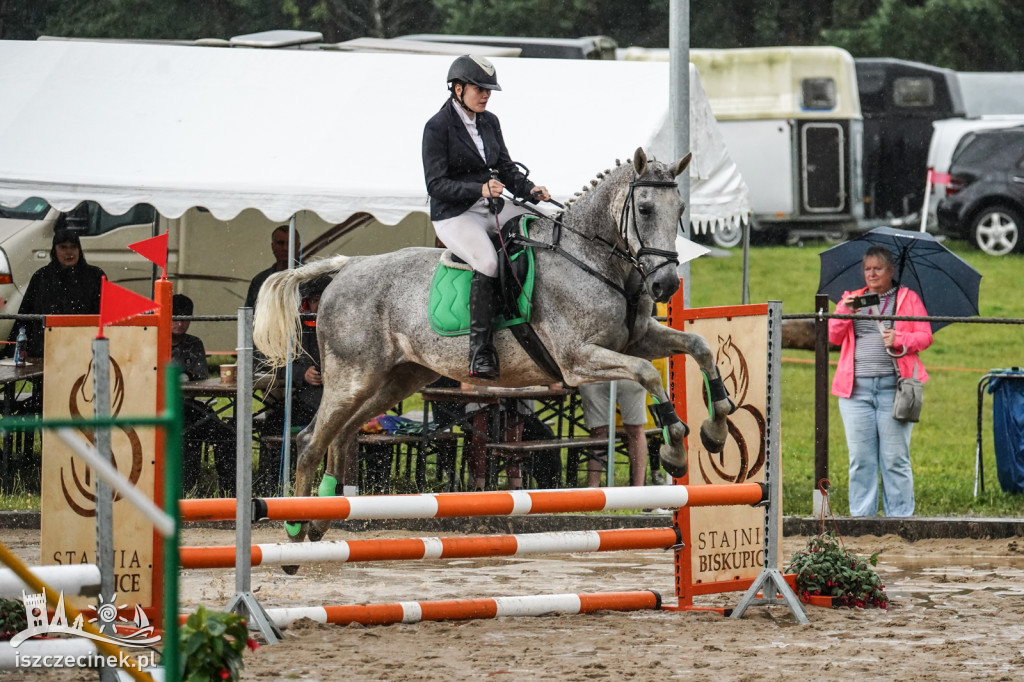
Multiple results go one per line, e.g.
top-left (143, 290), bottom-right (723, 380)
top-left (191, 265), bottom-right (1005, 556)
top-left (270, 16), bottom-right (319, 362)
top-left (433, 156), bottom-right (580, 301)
top-left (428, 216), bottom-right (537, 336)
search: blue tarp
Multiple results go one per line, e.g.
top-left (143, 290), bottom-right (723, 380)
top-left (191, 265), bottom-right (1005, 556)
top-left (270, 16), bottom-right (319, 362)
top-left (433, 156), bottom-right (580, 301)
top-left (987, 369), bottom-right (1024, 494)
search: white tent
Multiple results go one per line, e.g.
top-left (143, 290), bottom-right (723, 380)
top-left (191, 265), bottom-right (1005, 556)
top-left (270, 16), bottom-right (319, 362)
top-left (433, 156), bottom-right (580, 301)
top-left (0, 40), bottom-right (749, 232)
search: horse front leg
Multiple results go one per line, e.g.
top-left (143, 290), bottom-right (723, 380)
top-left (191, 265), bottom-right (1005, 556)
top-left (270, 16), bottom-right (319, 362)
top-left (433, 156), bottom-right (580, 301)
top-left (626, 322), bottom-right (736, 459)
top-left (563, 345), bottom-right (692, 479)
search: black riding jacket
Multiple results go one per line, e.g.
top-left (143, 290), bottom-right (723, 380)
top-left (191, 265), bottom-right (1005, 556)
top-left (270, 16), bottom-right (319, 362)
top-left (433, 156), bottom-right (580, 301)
top-left (422, 99), bottom-right (536, 221)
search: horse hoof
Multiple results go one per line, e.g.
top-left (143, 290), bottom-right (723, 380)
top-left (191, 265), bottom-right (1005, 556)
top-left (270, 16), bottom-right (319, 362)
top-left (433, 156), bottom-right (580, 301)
top-left (659, 456), bottom-right (687, 479)
top-left (700, 428), bottom-right (726, 454)
top-left (308, 527), bottom-right (325, 543)
top-left (281, 564), bottom-right (300, 576)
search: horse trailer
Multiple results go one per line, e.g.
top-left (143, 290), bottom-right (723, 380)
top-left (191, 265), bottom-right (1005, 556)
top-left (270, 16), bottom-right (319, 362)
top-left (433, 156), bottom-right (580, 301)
top-left (855, 58), bottom-right (966, 222)
top-left (685, 47), bottom-right (863, 247)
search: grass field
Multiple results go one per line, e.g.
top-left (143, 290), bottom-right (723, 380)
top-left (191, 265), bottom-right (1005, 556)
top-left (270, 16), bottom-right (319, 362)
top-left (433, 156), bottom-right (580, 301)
top-left (2, 236), bottom-right (1021, 519)
top-left (689, 236), bottom-right (1024, 518)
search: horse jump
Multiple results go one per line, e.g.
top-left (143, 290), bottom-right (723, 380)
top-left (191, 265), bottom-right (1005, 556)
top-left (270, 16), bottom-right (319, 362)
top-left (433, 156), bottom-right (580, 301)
top-left (174, 481), bottom-right (786, 629)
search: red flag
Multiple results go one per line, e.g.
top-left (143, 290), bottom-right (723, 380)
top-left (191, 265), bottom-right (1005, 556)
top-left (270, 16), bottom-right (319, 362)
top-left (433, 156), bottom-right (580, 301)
top-left (99, 278), bottom-right (160, 336)
top-left (128, 232), bottom-right (168, 270)
top-left (927, 168), bottom-right (952, 186)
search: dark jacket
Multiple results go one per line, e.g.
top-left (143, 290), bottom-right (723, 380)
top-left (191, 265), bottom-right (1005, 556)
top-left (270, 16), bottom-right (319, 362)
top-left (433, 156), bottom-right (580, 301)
top-left (245, 264), bottom-right (276, 310)
top-left (171, 333), bottom-right (209, 382)
top-left (290, 320), bottom-right (322, 416)
top-left (422, 99), bottom-right (536, 221)
top-left (10, 248), bottom-right (105, 358)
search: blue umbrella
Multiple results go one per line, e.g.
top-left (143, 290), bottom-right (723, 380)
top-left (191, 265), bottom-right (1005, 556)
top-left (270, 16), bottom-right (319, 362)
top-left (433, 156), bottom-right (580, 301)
top-left (817, 227), bottom-right (981, 332)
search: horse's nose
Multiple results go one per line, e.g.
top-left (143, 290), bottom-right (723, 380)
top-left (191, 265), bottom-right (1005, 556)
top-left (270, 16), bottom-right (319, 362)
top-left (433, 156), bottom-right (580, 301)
top-left (648, 270), bottom-right (680, 303)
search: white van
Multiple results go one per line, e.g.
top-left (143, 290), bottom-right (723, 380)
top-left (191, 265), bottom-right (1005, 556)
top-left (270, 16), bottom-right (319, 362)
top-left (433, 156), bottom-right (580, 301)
top-left (0, 200), bottom-right (435, 352)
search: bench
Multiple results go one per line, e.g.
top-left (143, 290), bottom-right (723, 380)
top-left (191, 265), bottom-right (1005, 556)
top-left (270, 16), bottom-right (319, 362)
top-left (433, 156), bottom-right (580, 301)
top-left (357, 431), bottom-right (459, 494)
top-left (487, 428), bottom-right (664, 487)
top-left (258, 428), bottom-right (459, 495)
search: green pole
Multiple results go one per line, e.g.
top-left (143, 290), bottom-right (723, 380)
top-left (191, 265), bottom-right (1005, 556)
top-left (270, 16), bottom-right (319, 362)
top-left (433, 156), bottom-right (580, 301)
top-left (162, 366), bottom-right (183, 682)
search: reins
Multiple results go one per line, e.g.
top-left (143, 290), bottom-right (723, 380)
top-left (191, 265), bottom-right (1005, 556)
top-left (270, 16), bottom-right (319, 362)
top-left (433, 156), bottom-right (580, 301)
top-left (498, 168), bottom-right (682, 305)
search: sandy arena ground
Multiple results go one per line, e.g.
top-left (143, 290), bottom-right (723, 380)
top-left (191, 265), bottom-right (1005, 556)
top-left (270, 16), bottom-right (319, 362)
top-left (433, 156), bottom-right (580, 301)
top-left (3, 525), bottom-right (1024, 680)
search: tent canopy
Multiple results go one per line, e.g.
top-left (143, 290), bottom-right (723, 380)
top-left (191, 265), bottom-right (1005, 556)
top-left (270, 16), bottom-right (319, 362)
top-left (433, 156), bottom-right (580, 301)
top-left (0, 40), bottom-right (749, 230)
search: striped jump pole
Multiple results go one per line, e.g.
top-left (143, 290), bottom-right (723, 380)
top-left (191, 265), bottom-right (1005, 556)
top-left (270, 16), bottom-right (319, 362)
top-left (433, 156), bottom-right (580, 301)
top-left (239, 483), bottom-right (767, 523)
top-left (263, 591), bottom-right (662, 628)
top-left (0, 564), bottom-right (101, 598)
top-left (180, 527), bottom-right (681, 569)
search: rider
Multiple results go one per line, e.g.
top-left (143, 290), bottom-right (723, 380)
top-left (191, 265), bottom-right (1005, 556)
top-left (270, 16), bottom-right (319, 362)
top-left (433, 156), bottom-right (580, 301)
top-left (422, 54), bottom-right (551, 381)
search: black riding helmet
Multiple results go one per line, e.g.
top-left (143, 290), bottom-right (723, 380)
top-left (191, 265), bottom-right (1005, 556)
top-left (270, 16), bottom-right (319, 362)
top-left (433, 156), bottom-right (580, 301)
top-left (447, 55), bottom-right (502, 91)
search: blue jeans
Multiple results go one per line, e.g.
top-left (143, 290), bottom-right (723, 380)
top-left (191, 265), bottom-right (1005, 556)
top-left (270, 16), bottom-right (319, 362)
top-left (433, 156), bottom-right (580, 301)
top-left (838, 375), bottom-right (915, 517)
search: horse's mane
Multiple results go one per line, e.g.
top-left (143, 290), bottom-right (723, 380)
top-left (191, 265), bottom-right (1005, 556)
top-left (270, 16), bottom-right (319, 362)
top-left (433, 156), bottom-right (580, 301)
top-left (563, 156), bottom-right (633, 209)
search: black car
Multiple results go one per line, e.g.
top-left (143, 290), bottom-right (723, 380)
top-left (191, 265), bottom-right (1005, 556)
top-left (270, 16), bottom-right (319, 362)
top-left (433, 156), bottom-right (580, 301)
top-left (937, 126), bottom-right (1024, 255)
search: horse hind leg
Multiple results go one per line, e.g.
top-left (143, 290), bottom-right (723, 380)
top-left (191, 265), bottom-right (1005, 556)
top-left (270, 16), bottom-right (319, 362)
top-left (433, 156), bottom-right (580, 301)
top-left (278, 413), bottom-right (328, 574)
top-left (307, 437), bottom-right (356, 542)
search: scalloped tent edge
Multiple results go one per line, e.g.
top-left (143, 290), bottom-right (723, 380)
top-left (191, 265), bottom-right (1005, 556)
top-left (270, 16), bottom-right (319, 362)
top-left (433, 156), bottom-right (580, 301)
top-left (0, 40), bottom-right (749, 232)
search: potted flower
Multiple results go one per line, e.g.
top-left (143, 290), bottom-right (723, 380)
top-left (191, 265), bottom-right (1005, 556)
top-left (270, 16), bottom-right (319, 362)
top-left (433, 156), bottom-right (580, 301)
top-left (181, 605), bottom-right (259, 681)
top-left (787, 532), bottom-right (889, 609)
top-left (0, 597), bottom-right (27, 641)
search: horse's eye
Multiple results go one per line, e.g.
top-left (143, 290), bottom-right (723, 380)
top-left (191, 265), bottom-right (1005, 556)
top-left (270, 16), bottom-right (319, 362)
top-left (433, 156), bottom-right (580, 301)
top-left (638, 204), bottom-right (653, 216)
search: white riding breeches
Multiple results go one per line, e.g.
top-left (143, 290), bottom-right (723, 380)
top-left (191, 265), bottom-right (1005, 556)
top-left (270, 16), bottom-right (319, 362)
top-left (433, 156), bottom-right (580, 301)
top-left (433, 198), bottom-right (529, 278)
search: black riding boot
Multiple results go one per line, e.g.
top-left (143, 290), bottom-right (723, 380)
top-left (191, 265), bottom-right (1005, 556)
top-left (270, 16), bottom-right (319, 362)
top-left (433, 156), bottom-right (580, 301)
top-left (469, 271), bottom-right (500, 381)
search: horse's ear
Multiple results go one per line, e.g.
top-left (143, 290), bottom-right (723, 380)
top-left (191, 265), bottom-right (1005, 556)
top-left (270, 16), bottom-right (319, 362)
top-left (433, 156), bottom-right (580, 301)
top-left (674, 152), bottom-right (693, 177)
top-left (633, 147), bottom-right (647, 174)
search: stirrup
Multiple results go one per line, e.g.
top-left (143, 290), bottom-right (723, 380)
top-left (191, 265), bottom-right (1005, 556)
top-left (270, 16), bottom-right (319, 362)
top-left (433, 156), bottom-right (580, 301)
top-left (469, 346), bottom-right (500, 380)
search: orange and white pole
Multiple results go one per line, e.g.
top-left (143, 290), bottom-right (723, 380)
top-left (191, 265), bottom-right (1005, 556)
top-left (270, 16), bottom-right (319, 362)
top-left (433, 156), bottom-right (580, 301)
top-left (232, 484), bottom-right (766, 523)
top-left (264, 591), bottom-right (662, 628)
top-left (180, 527), bottom-right (681, 569)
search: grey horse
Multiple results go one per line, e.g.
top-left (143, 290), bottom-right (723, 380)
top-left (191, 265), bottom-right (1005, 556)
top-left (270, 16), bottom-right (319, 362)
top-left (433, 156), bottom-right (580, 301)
top-left (254, 147), bottom-right (735, 549)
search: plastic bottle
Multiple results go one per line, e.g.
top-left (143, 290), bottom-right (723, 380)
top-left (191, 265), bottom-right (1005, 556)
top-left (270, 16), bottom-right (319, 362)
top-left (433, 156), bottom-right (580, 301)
top-left (14, 327), bottom-right (27, 366)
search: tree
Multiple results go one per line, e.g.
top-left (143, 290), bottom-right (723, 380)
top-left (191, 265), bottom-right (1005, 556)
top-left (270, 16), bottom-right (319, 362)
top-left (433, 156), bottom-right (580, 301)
top-left (824, 0), bottom-right (1024, 70)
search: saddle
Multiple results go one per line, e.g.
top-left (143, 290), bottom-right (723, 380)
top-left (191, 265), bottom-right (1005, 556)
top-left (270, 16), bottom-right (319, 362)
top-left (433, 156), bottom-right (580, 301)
top-left (427, 215), bottom-right (564, 383)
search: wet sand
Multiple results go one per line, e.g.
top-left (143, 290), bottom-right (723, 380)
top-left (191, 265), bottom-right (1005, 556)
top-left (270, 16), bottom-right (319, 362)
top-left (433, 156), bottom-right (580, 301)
top-left (3, 527), bottom-right (1024, 680)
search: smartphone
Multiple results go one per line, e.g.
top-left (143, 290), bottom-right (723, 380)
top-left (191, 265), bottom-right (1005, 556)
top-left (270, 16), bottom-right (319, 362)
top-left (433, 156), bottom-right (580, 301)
top-left (850, 293), bottom-right (880, 310)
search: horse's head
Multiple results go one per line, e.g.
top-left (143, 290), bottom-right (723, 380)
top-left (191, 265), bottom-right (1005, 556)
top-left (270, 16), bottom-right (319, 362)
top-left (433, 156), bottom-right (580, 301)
top-left (619, 147), bottom-right (691, 303)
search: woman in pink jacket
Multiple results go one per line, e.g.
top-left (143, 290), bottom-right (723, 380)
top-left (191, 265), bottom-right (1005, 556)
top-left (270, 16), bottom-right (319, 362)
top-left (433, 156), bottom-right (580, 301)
top-left (829, 245), bottom-right (932, 517)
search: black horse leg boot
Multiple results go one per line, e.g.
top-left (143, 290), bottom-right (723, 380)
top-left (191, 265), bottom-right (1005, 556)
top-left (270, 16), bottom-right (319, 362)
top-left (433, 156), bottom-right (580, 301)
top-left (468, 271), bottom-right (500, 380)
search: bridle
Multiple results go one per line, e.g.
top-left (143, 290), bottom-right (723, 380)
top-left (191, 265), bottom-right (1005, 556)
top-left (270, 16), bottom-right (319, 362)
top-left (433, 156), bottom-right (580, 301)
top-left (504, 168), bottom-right (683, 304)
top-left (618, 177), bottom-right (682, 280)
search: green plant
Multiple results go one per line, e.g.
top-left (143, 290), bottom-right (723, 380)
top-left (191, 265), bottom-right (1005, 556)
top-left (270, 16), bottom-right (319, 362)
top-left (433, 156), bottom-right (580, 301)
top-left (181, 605), bottom-right (258, 681)
top-left (0, 597), bottom-right (27, 640)
top-left (787, 532), bottom-right (889, 608)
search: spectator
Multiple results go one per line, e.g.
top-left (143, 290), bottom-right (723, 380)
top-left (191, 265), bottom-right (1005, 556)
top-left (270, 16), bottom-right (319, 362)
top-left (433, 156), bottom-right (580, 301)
top-left (829, 245), bottom-right (932, 517)
top-left (171, 293), bottom-right (236, 496)
top-left (8, 210), bottom-right (104, 358)
top-left (579, 380), bottom-right (650, 487)
top-left (244, 225), bottom-right (301, 309)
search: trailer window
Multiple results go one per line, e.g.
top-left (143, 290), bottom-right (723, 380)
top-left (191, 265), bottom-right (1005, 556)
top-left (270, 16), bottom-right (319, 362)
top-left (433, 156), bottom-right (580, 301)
top-left (81, 202), bottom-right (157, 236)
top-left (893, 77), bottom-right (934, 107)
top-left (0, 197), bottom-right (50, 220)
top-left (801, 78), bottom-right (836, 110)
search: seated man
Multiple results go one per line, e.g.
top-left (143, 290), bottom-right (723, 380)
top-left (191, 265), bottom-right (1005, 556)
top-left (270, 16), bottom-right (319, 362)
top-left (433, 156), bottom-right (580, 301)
top-left (579, 380), bottom-right (650, 487)
top-left (171, 294), bottom-right (236, 496)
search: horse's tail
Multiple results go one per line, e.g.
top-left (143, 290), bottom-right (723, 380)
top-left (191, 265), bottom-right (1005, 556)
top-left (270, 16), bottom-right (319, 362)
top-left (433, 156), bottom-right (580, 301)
top-left (253, 254), bottom-right (349, 368)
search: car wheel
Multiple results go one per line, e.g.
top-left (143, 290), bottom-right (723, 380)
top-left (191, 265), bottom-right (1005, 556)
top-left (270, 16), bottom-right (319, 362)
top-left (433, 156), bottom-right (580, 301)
top-left (971, 205), bottom-right (1022, 256)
